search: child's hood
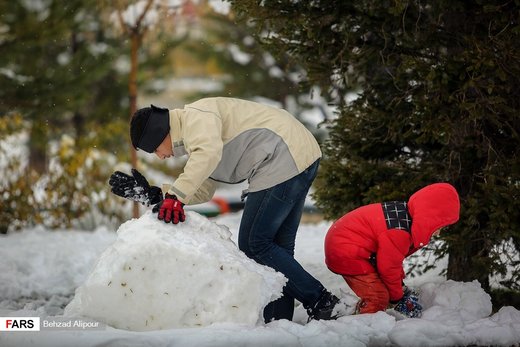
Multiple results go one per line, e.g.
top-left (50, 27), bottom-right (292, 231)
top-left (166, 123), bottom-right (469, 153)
top-left (408, 183), bottom-right (460, 248)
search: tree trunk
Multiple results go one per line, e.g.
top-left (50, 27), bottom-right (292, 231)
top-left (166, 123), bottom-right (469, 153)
top-left (129, 31), bottom-right (140, 218)
top-left (73, 112), bottom-right (85, 142)
top-left (447, 238), bottom-right (490, 291)
top-left (70, 32), bottom-right (85, 145)
top-left (28, 118), bottom-right (47, 174)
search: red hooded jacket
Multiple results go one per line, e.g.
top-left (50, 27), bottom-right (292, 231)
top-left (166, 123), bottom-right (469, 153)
top-left (324, 183), bottom-right (460, 301)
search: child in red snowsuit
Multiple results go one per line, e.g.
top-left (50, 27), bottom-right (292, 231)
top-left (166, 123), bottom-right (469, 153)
top-left (324, 183), bottom-right (460, 314)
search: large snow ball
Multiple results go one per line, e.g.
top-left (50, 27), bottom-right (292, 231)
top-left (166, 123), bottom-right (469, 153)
top-left (64, 211), bottom-right (286, 331)
top-left (419, 280), bottom-right (493, 322)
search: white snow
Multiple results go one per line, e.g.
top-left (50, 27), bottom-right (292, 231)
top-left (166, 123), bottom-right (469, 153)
top-left (0, 226), bottom-right (114, 302)
top-left (208, 0), bottom-right (231, 15)
top-left (64, 211), bottom-right (286, 330)
top-left (0, 210), bottom-right (519, 347)
top-left (227, 43), bottom-right (253, 65)
top-left (114, 0), bottom-right (159, 29)
top-left (0, 132), bottom-right (29, 187)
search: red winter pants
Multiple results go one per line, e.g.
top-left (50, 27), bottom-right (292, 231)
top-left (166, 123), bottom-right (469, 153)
top-left (342, 272), bottom-right (390, 314)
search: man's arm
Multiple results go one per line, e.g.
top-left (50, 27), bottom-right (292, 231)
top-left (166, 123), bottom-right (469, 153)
top-left (162, 178), bottom-right (217, 206)
top-left (168, 110), bottom-right (223, 204)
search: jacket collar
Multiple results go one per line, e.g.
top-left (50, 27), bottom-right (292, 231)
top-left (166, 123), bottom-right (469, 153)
top-left (169, 109), bottom-right (187, 157)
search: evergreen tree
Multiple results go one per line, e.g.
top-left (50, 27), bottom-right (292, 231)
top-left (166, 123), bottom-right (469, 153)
top-left (231, 0), bottom-right (520, 291)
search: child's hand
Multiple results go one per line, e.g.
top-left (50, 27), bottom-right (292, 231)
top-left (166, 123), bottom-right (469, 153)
top-left (393, 287), bottom-right (423, 318)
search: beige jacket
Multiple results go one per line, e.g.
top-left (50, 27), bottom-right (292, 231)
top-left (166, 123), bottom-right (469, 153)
top-left (163, 97), bottom-right (321, 205)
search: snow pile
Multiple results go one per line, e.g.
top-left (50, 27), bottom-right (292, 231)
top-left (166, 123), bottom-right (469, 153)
top-left (392, 280), bottom-right (520, 347)
top-left (64, 211), bottom-right (286, 331)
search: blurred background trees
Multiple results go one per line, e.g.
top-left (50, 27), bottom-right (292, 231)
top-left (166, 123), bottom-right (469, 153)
top-left (0, 0), bottom-right (328, 231)
top-left (164, 3), bottom-right (333, 141)
top-left (0, 0), bottom-right (127, 169)
top-left (0, 0), bottom-right (187, 230)
top-left (229, 0), bottom-right (520, 293)
top-left (0, 0), bottom-right (129, 231)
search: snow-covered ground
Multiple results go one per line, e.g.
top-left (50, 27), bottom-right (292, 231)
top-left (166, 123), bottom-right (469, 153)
top-left (1, 209), bottom-right (519, 347)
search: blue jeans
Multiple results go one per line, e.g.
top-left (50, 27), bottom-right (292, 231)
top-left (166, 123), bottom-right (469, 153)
top-left (238, 160), bottom-right (324, 322)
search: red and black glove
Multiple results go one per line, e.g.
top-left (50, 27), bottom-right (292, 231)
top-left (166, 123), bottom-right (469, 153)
top-left (154, 193), bottom-right (185, 224)
top-left (391, 287), bottom-right (423, 318)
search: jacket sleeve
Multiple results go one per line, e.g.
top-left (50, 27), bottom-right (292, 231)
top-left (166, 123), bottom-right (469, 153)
top-left (167, 109), bottom-right (223, 204)
top-left (162, 179), bottom-right (216, 205)
top-left (376, 229), bottom-right (411, 302)
top-left (189, 178), bottom-right (217, 205)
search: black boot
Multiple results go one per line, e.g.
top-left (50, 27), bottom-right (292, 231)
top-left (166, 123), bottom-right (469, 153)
top-left (307, 290), bottom-right (341, 321)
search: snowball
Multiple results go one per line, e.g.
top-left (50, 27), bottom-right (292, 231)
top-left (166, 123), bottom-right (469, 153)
top-left (64, 211), bottom-right (286, 331)
top-left (419, 280), bottom-right (492, 322)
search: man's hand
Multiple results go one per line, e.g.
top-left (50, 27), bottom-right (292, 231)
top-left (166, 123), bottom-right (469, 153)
top-left (154, 193), bottom-right (185, 224)
top-left (109, 168), bottom-right (163, 206)
top-left (392, 287), bottom-right (423, 318)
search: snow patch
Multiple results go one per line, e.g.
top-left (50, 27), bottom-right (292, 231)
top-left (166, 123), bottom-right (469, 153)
top-left (1, 211), bottom-right (520, 346)
top-left (0, 226), bottom-right (114, 301)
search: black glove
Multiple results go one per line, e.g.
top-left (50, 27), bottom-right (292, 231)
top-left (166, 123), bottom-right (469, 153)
top-left (109, 168), bottom-right (163, 206)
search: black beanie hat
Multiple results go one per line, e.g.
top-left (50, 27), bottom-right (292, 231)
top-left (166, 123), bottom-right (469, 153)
top-left (130, 105), bottom-right (170, 153)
